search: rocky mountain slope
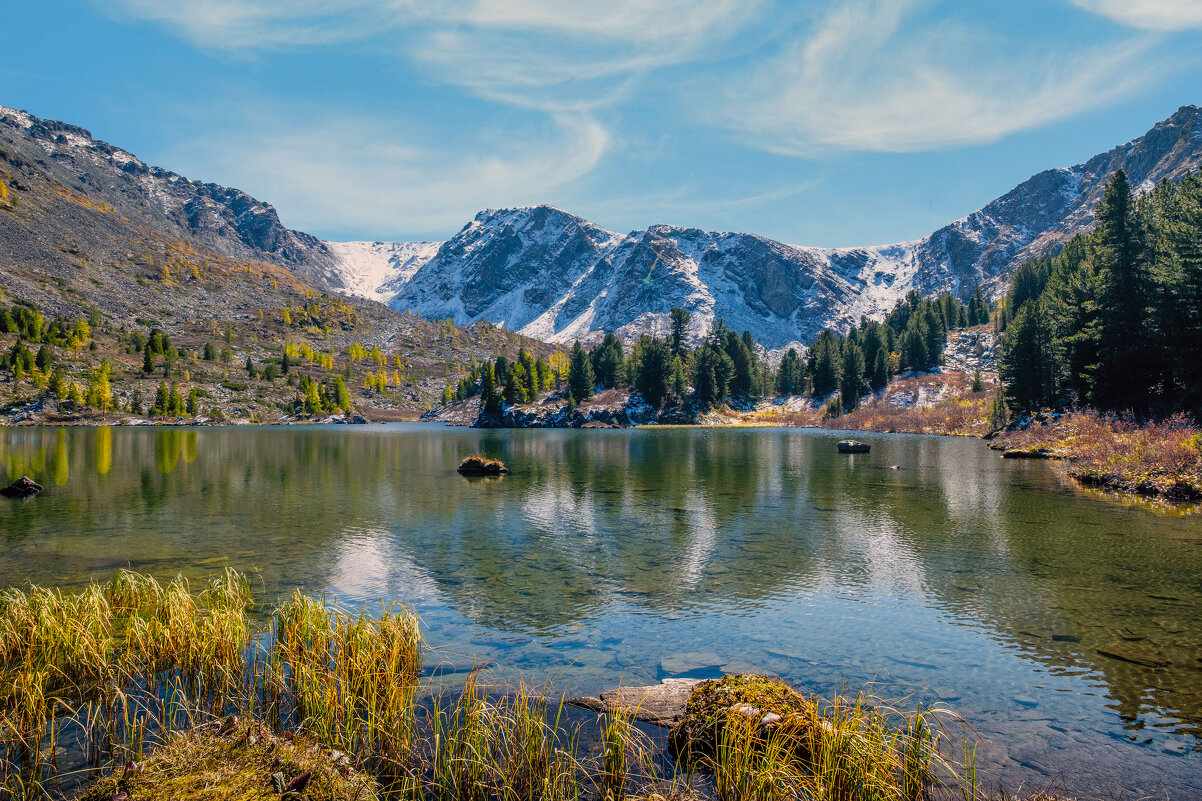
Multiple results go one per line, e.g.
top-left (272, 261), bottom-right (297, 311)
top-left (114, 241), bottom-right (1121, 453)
top-left (333, 106), bottom-right (1202, 348)
top-left (0, 104), bottom-right (540, 421)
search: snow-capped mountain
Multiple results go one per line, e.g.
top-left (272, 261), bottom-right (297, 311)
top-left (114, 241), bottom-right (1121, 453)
top-left (331, 105), bottom-right (1202, 348)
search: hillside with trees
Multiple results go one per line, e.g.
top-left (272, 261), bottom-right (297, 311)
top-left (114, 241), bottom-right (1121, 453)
top-left (437, 290), bottom-right (992, 427)
top-left (989, 169), bottom-right (1202, 500)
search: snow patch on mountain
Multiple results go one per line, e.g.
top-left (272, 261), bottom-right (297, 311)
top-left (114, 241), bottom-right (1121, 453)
top-left (326, 241), bottom-right (439, 303)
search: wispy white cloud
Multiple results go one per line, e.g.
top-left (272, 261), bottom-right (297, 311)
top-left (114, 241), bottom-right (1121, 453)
top-left (107, 0), bottom-right (414, 49)
top-left (711, 0), bottom-right (1165, 154)
top-left (107, 0), bottom-right (757, 111)
top-left (161, 106), bottom-right (609, 238)
top-left (1070, 0), bottom-right (1202, 31)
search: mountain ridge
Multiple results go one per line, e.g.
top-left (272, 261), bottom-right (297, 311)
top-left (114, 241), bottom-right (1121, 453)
top-left (4, 101), bottom-right (1199, 351)
top-left (339, 105), bottom-right (1202, 348)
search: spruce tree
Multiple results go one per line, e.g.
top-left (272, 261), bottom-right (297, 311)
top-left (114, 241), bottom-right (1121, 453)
top-left (870, 347), bottom-right (889, 393)
top-left (1151, 172), bottom-right (1202, 414)
top-left (1088, 170), bottom-right (1152, 413)
top-left (669, 307), bottom-right (691, 357)
top-left (670, 356), bottom-right (689, 403)
top-left (153, 382), bottom-right (169, 416)
top-left (692, 342), bottom-right (733, 406)
top-left (567, 341), bottom-right (595, 403)
top-left (810, 330), bottom-right (842, 397)
top-left (1000, 301), bottom-right (1058, 412)
top-left (840, 340), bottom-right (866, 410)
top-left (634, 337), bottom-right (671, 408)
top-left (480, 363), bottom-right (503, 416)
top-left (590, 334), bottom-right (624, 389)
top-left (142, 343), bottom-right (154, 375)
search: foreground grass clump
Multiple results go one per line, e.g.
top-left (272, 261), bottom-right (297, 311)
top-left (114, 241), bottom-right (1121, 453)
top-left (0, 571), bottom-right (1027, 801)
top-left (0, 568), bottom-right (253, 795)
top-left (992, 411), bottom-right (1202, 502)
top-left (669, 675), bottom-right (953, 801)
top-left (78, 720), bottom-right (380, 801)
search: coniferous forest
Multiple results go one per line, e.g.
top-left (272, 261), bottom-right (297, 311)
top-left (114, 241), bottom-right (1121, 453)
top-left (997, 170), bottom-right (1202, 420)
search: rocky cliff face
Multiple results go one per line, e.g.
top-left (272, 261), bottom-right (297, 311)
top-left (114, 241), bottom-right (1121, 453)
top-left (0, 105), bottom-right (340, 291)
top-left (339, 106), bottom-right (1202, 349)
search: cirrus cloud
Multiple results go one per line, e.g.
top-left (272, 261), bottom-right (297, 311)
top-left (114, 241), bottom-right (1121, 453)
top-left (161, 105), bottom-right (609, 238)
top-left (1070, 0), bottom-right (1202, 31)
top-left (709, 0), bottom-right (1166, 154)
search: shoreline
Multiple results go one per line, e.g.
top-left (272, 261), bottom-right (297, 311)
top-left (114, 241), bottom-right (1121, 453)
top-left (3, 406), bottom-right (1198, 508)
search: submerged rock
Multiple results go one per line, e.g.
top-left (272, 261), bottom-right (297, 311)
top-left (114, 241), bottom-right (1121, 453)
top-left (1097, 642), bottom-right (1170, 668)
top-left (1, 476), bottom-right (43, 499)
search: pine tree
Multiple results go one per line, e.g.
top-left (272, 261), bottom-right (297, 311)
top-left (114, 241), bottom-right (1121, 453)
top-left (669, 307), bottom-right (691, 357)
top-left (775, 348), bottom-right (805, 396)
top-left (692, 342), bottom-right (733, 407)
top-left (1151, 172), bottom-right (1202, 414)
top-left (1000, 301), bottom-right (1058, 412)
top-left (246, 355), bottom-right (255, 379)
top-left (1088, 170), bottom-right (1152, 413)
top-left (142, 343), bottom-right (154, 374)
top-left (988, 384), bottom-right (1011, 431)
top-left (635, 337), bottom-right (671, 408)
top-left (670, 356), bottom-right (689, 403)
top-left (870, 347), bottom-right (889, 393)
top-left (840, 340), bottom-right (866, 410)
top-left (480, 363), bottom-right (503, 417)
top-left (590, 334), bottom-right (624, 389)
top-left (567, 341), bottom-right (595, 403)
top-left (810, 330), bottom-right (842, 397)
top-left (153, 381), bottom-right (169, 416)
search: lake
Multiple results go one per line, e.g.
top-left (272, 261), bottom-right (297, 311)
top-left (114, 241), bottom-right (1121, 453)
top-left (1, 424), bottom-right (1199, 799)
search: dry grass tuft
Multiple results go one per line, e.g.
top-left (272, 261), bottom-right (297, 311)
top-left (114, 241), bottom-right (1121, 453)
top-left (77, 720), bottom-right (380, 801)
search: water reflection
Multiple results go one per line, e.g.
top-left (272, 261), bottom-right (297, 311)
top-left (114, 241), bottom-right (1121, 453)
top-left (0, 425), bottom-right (1199, 797)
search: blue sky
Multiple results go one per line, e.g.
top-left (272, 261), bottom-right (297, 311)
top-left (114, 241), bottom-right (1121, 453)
top-left (2, 1), bottom-right (1199, 246)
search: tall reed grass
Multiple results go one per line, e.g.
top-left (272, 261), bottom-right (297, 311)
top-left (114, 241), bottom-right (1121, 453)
top-left (0, 572), bottom-right (987, 801)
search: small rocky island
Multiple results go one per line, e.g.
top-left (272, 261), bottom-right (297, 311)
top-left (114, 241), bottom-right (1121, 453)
top-left (1, 476), bottom-right (43, 499)
top-left (457, 454), bottom-right (508, 475)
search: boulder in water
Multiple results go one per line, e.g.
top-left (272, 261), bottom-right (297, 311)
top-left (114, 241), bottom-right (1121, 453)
top-left (1, 476), bottom-right (43, 499)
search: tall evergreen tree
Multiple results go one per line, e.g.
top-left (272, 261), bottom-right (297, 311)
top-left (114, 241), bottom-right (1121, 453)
top-left (810, 330), bottom-right (842, 397)
top-left (1150, 172), bottom-right (1202, 414)
top-left (567, 341), bottom-right (595, 403)
top-left (669, 307), bottom-right (691, 357)
top-left (1000, 301), bottom-right (1058, 412)
top-left (480, 363), bottom-right (503, 416)
top-left (692, 342), bottom-right (733, 407)
top-left (635, 337), bottom-right (672, 408)
top-left (840, 340), bottom-right (866, 410)
top-left (590, 334), bottom-right (624, 389)
top-left (775, 348), bottom-right (805, 396)
top-left (1088, 170), bottom-right (1152, 412)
